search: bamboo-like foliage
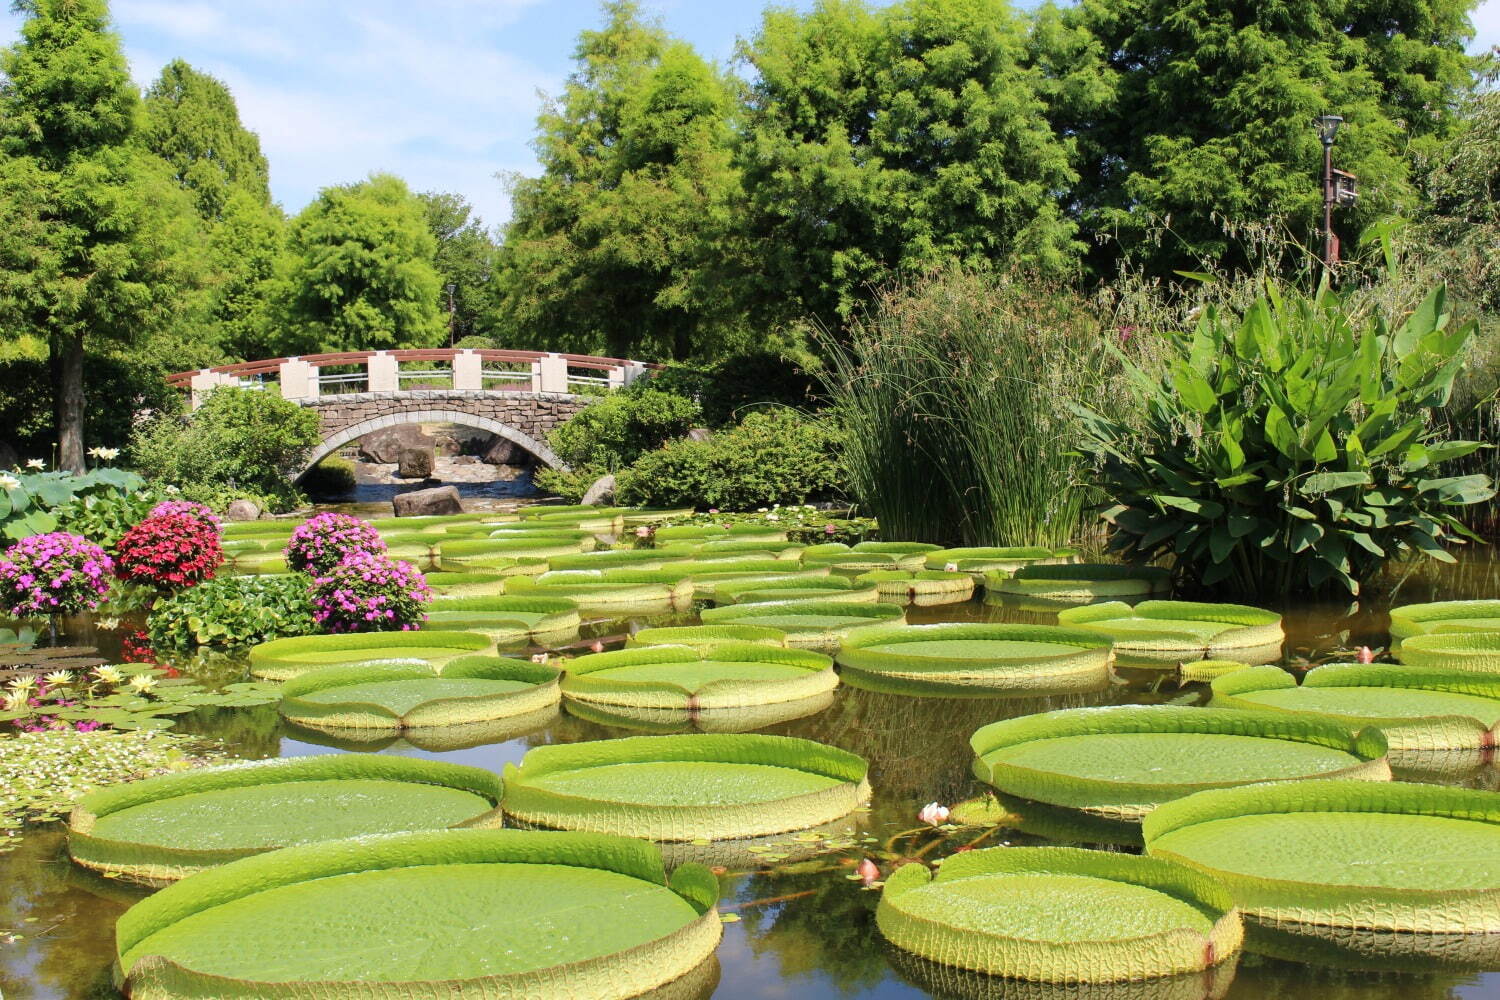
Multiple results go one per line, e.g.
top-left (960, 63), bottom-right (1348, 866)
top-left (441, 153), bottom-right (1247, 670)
top-left (819, 270), bottom-right (1107, 547)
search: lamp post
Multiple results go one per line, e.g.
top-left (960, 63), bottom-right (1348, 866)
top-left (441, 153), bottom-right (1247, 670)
top-left (1316, 114), bottom-right (1343, 271)
top-left (445, 283), bottom-right (457, 347)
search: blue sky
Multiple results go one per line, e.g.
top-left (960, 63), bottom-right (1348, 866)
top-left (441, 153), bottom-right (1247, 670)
top-left (3, 0), bottom-right (1498, 232)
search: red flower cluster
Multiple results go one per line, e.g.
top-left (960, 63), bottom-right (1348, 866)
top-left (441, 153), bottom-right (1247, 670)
top-left (121, 630), bottom-right (157, 664)
top-left (113, 512), bottom-right (224, 591)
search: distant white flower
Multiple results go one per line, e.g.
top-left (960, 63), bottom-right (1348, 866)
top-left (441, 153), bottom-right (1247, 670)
top-left (95, 617), bottom-right (120, 631)
top-left (43, 670), bottom-right (74, 687)
top-left (87, 447), bottom-right (120, 461)
top-left (93, 665), bottom-right (125, 685)
top-left (128, 674), bottom-right (157, 693)
top-left (0, 473), bottom-right (18, 491)
top-left (6, 676), bottom-right (37, 694)
top-left (25, 459), bottom-right (45, 470)
top-left (943, 562), bottom-right (959, 573)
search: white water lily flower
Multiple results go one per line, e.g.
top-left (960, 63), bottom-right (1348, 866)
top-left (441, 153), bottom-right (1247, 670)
top-left (6, 676), bottom-right (37, 693)
top-left (128, 674), bottom-right (157, 693)
top-left (0, 473), bottom-right (18, 491)
top-left (93, 665), bottom-right (125, 685)
top-left (43, 670), bottom-right (74, 686)
top-left (95, 617), bottom-right (120, 631)
top-left (918, 802), bottom-right (951, 826)
top-left (87, 446), bottom-right (120, 461)
top-left (25, 458), bottom-right (45, 470)
top-left (2, 692), bottom-right (29, 713)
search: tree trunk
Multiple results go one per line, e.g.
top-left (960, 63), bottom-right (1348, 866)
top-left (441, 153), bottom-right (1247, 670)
top-left (55, 330), bottom-right (86, 473)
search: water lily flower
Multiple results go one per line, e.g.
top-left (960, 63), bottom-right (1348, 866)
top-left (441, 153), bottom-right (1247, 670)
top-left (2, 692), bottom-right (29, 713)
top-left (943, 562), bottom-right (959, 573)
top-left (824, 524), bottom-right (838, 535)
top-left (43, 670), bottom-right (74, 686)
top-left (530, 653), bottom-right (549, 664)
top-left (918, 802), bottom-right (951, 826)
top-left (1356, 646), bottom-right (1375, 663)
top-left (856, 858), bottom-right (880, 885)
top-left (87, 446), bottom-right (120, 461)
top-left (25, 458), bottom-right (45, 469)
top-left (93, 665), bottom-right (125, 685)
top-left (128, 674), bottom-right (157, 693)
top-left (589, 640), bottom-right (605, 653)
top-left (96, 617), bottom-right (120, 631)
top-left (6, 676), bottom-right (37, 693)
top-left (708, 509), bottom-right (719, 514)
top-left (0, 473), bottom-right (18, 491)
top-left (635, 526), bottom-right (651, 538)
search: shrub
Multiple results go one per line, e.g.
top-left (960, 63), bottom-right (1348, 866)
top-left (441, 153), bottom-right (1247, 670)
top-left (820, 269), bottom-right (1106, 548)
top-left (0, 533), bottom-right (113, 617)
top-left (652, 351), bottom-right (822, 428)
top-left (618, 409), bottom-right (845, 510)
top-left (129, 387), bottom-right (321, 513)
top-left (300, 456), bottom-right (357, 498)
top-left (309, 550), bottom-right (430, 633)
top-left (0, 466), bottom-right (153, 545)
top-left (113, 513), bottom-right (224, 591)
top-left (148, 574), bottom-right (316, 648)
top-left (547, 386), bottom-right (702, 470)
top-left (1077, 281), bottom-right (1493, 597)
top-left (284, 513), bottom-right (385, 576)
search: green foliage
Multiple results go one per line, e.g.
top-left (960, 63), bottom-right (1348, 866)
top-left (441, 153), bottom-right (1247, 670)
top-left (148, 574), bottom-right (316, 648)
top-left (0, 466), bottom-right (149, 543)
top-left (617, 410), bottom-right (845, 510)
top-left (652, 352), bottom-right (822, 428)
top-left (552, 387), bottom-right (702, 469)
top-left (275, 173), bottom-right (444, 354)
top-left (1078, 280), bottom-right (1493, 597)
top-left (821, 269), bottom-right (1104, 548)
top-left (1417, 89), bottom-right (1500, 313)
top-left (497, 1), bottom-right (756, 360)
top-left (129, 387), bottom-right (321, 513)
top-left (739, 0), bottom-right (1082, 326)
top-left (1069, 0), bottom-right (1477, 272)
top-left (0, 350), bottom-right (185, 457)
top-left (204, 190), bottom-right (286, 360)
top-left (141, 60), bottom-right (271, 221)
top-left (419, 190), bottom-right (499, 344)
top-left (300, 456), bottom-right (357, 498)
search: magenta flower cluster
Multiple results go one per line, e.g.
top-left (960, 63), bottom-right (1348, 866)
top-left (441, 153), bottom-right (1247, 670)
top-left (149, 499), bottom-right (219, 528)
top-left (0, 532), bottom-right (113, 617)
top-left (309, 549), bottom-right (431, 633)
top-left (284, 513), bottom-right (386, 576)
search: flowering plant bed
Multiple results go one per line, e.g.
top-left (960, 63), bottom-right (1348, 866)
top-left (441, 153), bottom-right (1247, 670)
top-left (284, 512), bottom-right (386, 575)
top-left (309, 551), bottom-right (431, 633)
top-left (113, 513), bottom-right (223, 591)
top-left (0, 532), bottom-right (113, 617)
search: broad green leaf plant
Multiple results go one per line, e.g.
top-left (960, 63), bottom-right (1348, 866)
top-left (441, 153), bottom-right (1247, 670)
top-left (1078, 280), bottom-right (1492, 597)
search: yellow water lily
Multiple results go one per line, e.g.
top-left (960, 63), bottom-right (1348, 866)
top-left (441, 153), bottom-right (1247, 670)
top-left (128, 674), bottom-right (158, 693)
top-left (43, 670), bottom-right (74, 686)
top-left (93, 665), bottom-right (125, 685)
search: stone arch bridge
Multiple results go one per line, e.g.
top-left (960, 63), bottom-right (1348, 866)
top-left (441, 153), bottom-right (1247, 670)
top-left (168, 348), bottom-right (659, 478)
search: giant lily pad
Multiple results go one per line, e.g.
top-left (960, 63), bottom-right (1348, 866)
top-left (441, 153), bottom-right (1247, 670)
top-left (715, 576), bottom-right (879, 605)
top-left (1389, 600), bottom-right (1500, 645)
top-left (702, 599), bottom-right (906, 647)
top-left (1057, 601), bottom-right (1283, 666)
top-left (562, 644), bottom-right (836, 710)
top-left (1210, 663), bottom-right (1500, 760)
top-left (506, 569), bottom-right (695, 609)
top-left (654, 523), bottom-right (787, 543)
top-left (668, 559), bottom-right (830, 599)
top-left (564, 692), bottom-right (835, 735)
top-left (971, 706), bottom-right (1390, 822)
top-left (1395, 630), bottom-right (1500, 672)
top-left (278, 656), bottom-right (561, 732)
top-left (856, 570), bottom-right (975, 607)
top-left (114, 829), bottom-right (722, 999)
top-left (502, 733), bottom-right (870, 841)
top-left (1144, 780), bottom-right (1500, 940)
top-left (248, 631), bottom-right (493, 681)
top-left (283, 709), bottom-right (559, 753)
top-left (836, 623), bottom-right (1113, 693)
top-left (547, 549), bottom-right (676, 571)
top-left (423, 570), bottom-right (507, 597)
top-left (68, 755), bottom-right (503, 884)
top-left (886, 947), bottom-right (1239, 1000)
top-left (627, 624), bottom-right (789, 650)
top-left (985, 563), bottom-right (1173, 609)
top-left (422, 594), bottom-right (581, 644)
top-left (876, 846), bottom-right (1242, 982)
top-left (437, 535), bottom-right (589, 572)
top-left (923, 547), bottom-right (1079, 579)
top-left (801, 542), bottom-right (940, 572)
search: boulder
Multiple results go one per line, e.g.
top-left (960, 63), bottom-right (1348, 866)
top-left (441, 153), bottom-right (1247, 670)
top-left (396, 446), bottom-right (434, 480)
top-left (580, 474), bottom-right (617, 506)
top-left (393, 486), bottom-right (462, 517)
top-left (225, 499), bottom-right (261, 522)
top-left (358, 426), bottom-right (434, 464)
top-left (480, 436), bottom-right (528, 466)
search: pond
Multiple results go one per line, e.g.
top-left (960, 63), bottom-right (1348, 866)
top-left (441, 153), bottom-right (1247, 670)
top-left (3, 533), bottom-right (1500, 1000)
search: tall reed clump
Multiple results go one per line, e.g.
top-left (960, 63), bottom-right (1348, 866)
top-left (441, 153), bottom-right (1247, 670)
top-left (819, 269), bottom-right (1107, 547)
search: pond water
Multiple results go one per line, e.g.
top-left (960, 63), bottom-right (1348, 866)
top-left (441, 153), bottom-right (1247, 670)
top-left (4, 537), bottom-right (1500, 999)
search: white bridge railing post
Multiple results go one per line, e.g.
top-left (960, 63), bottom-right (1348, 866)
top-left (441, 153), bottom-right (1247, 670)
top-left (537, 354), bottom-right (569, 394)
top-left (278, 359), bottom-right (315, 401)
top-left (452, 349), bottom-right (482, 392)
top-left (367, 352), bottom-right (398, 393)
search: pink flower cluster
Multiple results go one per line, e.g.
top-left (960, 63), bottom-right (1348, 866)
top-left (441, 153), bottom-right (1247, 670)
top-left (309, 549), bottom-right (431, 633)
top-left (0, 532), bottom-right (113, 617)
top-left (285, 513), bottom-right (386, 576)
top-left (149, 499), bottom-right (219, 528)
top-left (13, 682), bottom-right (101, 733)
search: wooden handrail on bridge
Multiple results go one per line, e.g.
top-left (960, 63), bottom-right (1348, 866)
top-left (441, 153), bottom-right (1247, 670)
top-left (169, 348), bottom-right (663, 406)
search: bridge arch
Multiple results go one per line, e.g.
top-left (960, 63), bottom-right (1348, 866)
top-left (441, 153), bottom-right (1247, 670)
top-left (296, 408), bottom-right (566, 482)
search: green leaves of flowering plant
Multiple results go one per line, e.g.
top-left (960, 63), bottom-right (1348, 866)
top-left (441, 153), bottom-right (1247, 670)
top-left (1077, 281), bottom-right (1493, 597)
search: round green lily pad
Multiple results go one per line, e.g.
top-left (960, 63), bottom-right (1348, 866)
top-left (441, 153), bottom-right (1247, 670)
top-left (282, 707), bottom-right (560, 753)
top-left (626, 624), bottom-right (789, 650)
top-left (885, 944), bottom-right (1240, 1000)
top-left (876, 846), bottom-right (1242, 982)
top-left (923, 546), bottom-right (1078, 578)
top-left (1211, 663), bottom-right (1500, 758)
top-left (1144, 780), bottom-right (1500, 939)
top-left (855, 570), bottom-right (975, 606)
top-left (248, 631), bottom-right (494, 681)
top-left (985, 563), bottom-right (1173, 609)
top-left (701, 600), bottom-right (906, 647)
top-left (422, 594), bottom-right (581, 644)
top-left (506, 569), bottom-right (695, 609)
top-left (115, 830), bottom-right (722, 999)
top-left (278, 656), bottom-right (561, 733)
top-left (437, 535), bottom-right (588, 571)
top-left (836, 623), bottom-right (1113, 693)
top-left (716, 575), bottom-right (879, 605)
top-left (563, 643), bottom-right (836, 710)
top-left (68, 755), bottom-right (503, 885)
top-left (423, 571), bottom-right (507, 597)
top-left (1057, 600), bottom-right (1283, 666)
top-left (1396, 630), bottom-right (1500, 672)
top-left (1389, 600), bottom-right (1500, 645)
top-left (502, 733), bottom-right (870, 841)
top-left (801, 542), bottom-right (939, 572)
top-left (971, 706), bottom-right (1391, 822)
top-left (668, 560), bottom-right (830, 599)
top-left (563, 691), bottom-right (835, 735)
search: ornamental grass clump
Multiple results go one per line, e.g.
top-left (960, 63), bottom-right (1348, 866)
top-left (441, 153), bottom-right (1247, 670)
top-left (0, 532), bottom-right (112, 617)
top-left (310, 550), bottom-right (431, 633)
top-left (113, 512), bottom-right (224, 591)
top-left (284, 512), bottom-right (386, 576)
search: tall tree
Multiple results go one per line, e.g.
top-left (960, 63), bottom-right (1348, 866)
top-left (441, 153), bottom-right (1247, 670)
top-left (1068, 0), bottom-right (1478, 273)
top-left (206, 189), bottom-right (284, 359)
top-left (275, 173), bottom-right (443, 354)
top-left (496, 1), bottom-right (754, 361)
top-left (141, 59), bottom-right (271, 221)
top-left (1417, 88), bottom-right (1500, 312)
top-left (0, 0), bottom-right (199, 471)
top-left (739, 0), bottom-right (1083, 328)
top-left (418, 190), bottom-right (498, 345)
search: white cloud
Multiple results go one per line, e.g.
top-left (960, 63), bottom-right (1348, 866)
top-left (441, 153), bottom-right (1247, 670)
top-left (1474, 0), bottom-right (1500, 53)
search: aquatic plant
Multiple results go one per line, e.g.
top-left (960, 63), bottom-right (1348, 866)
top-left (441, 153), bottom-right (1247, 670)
top-left (283, 512), bottom-right (385, 575)
top-left (112, 512), bottom-right (224, 591)
top-left (835, 623), bottom-right (1113, 694)
top-left (308, 550), bottom-right (431, 633)
top-left (1077, 280), bottom-right (1493, 597)
top-left (701, 599), bottom-right (906, 647)
top-left (147, 574), bottom-right (317, 648)
top-left (247, 630), bottom-right (492, 681)
top-left (0, 532), bottom-right (112, 617)
top-left (562, 643), bottom-right (836, 710)
top-left (1057, 600), bottom-right (1284, 666)
top-left (422, 594), bottom-right (581, 644)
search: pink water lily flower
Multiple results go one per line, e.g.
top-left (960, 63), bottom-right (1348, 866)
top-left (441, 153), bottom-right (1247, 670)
top-left (856, 858), bottom-right (880, 885)
top-left (1356, 646), bottom-right (1375, 663)
top-left (918, 802), bottom-right (950, 826)
top-left (589, 640), bottom-right (605, 653)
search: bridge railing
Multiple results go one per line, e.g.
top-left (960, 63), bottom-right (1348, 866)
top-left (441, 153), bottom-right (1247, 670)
top-left (168, 349), bottom-right (660, 409)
